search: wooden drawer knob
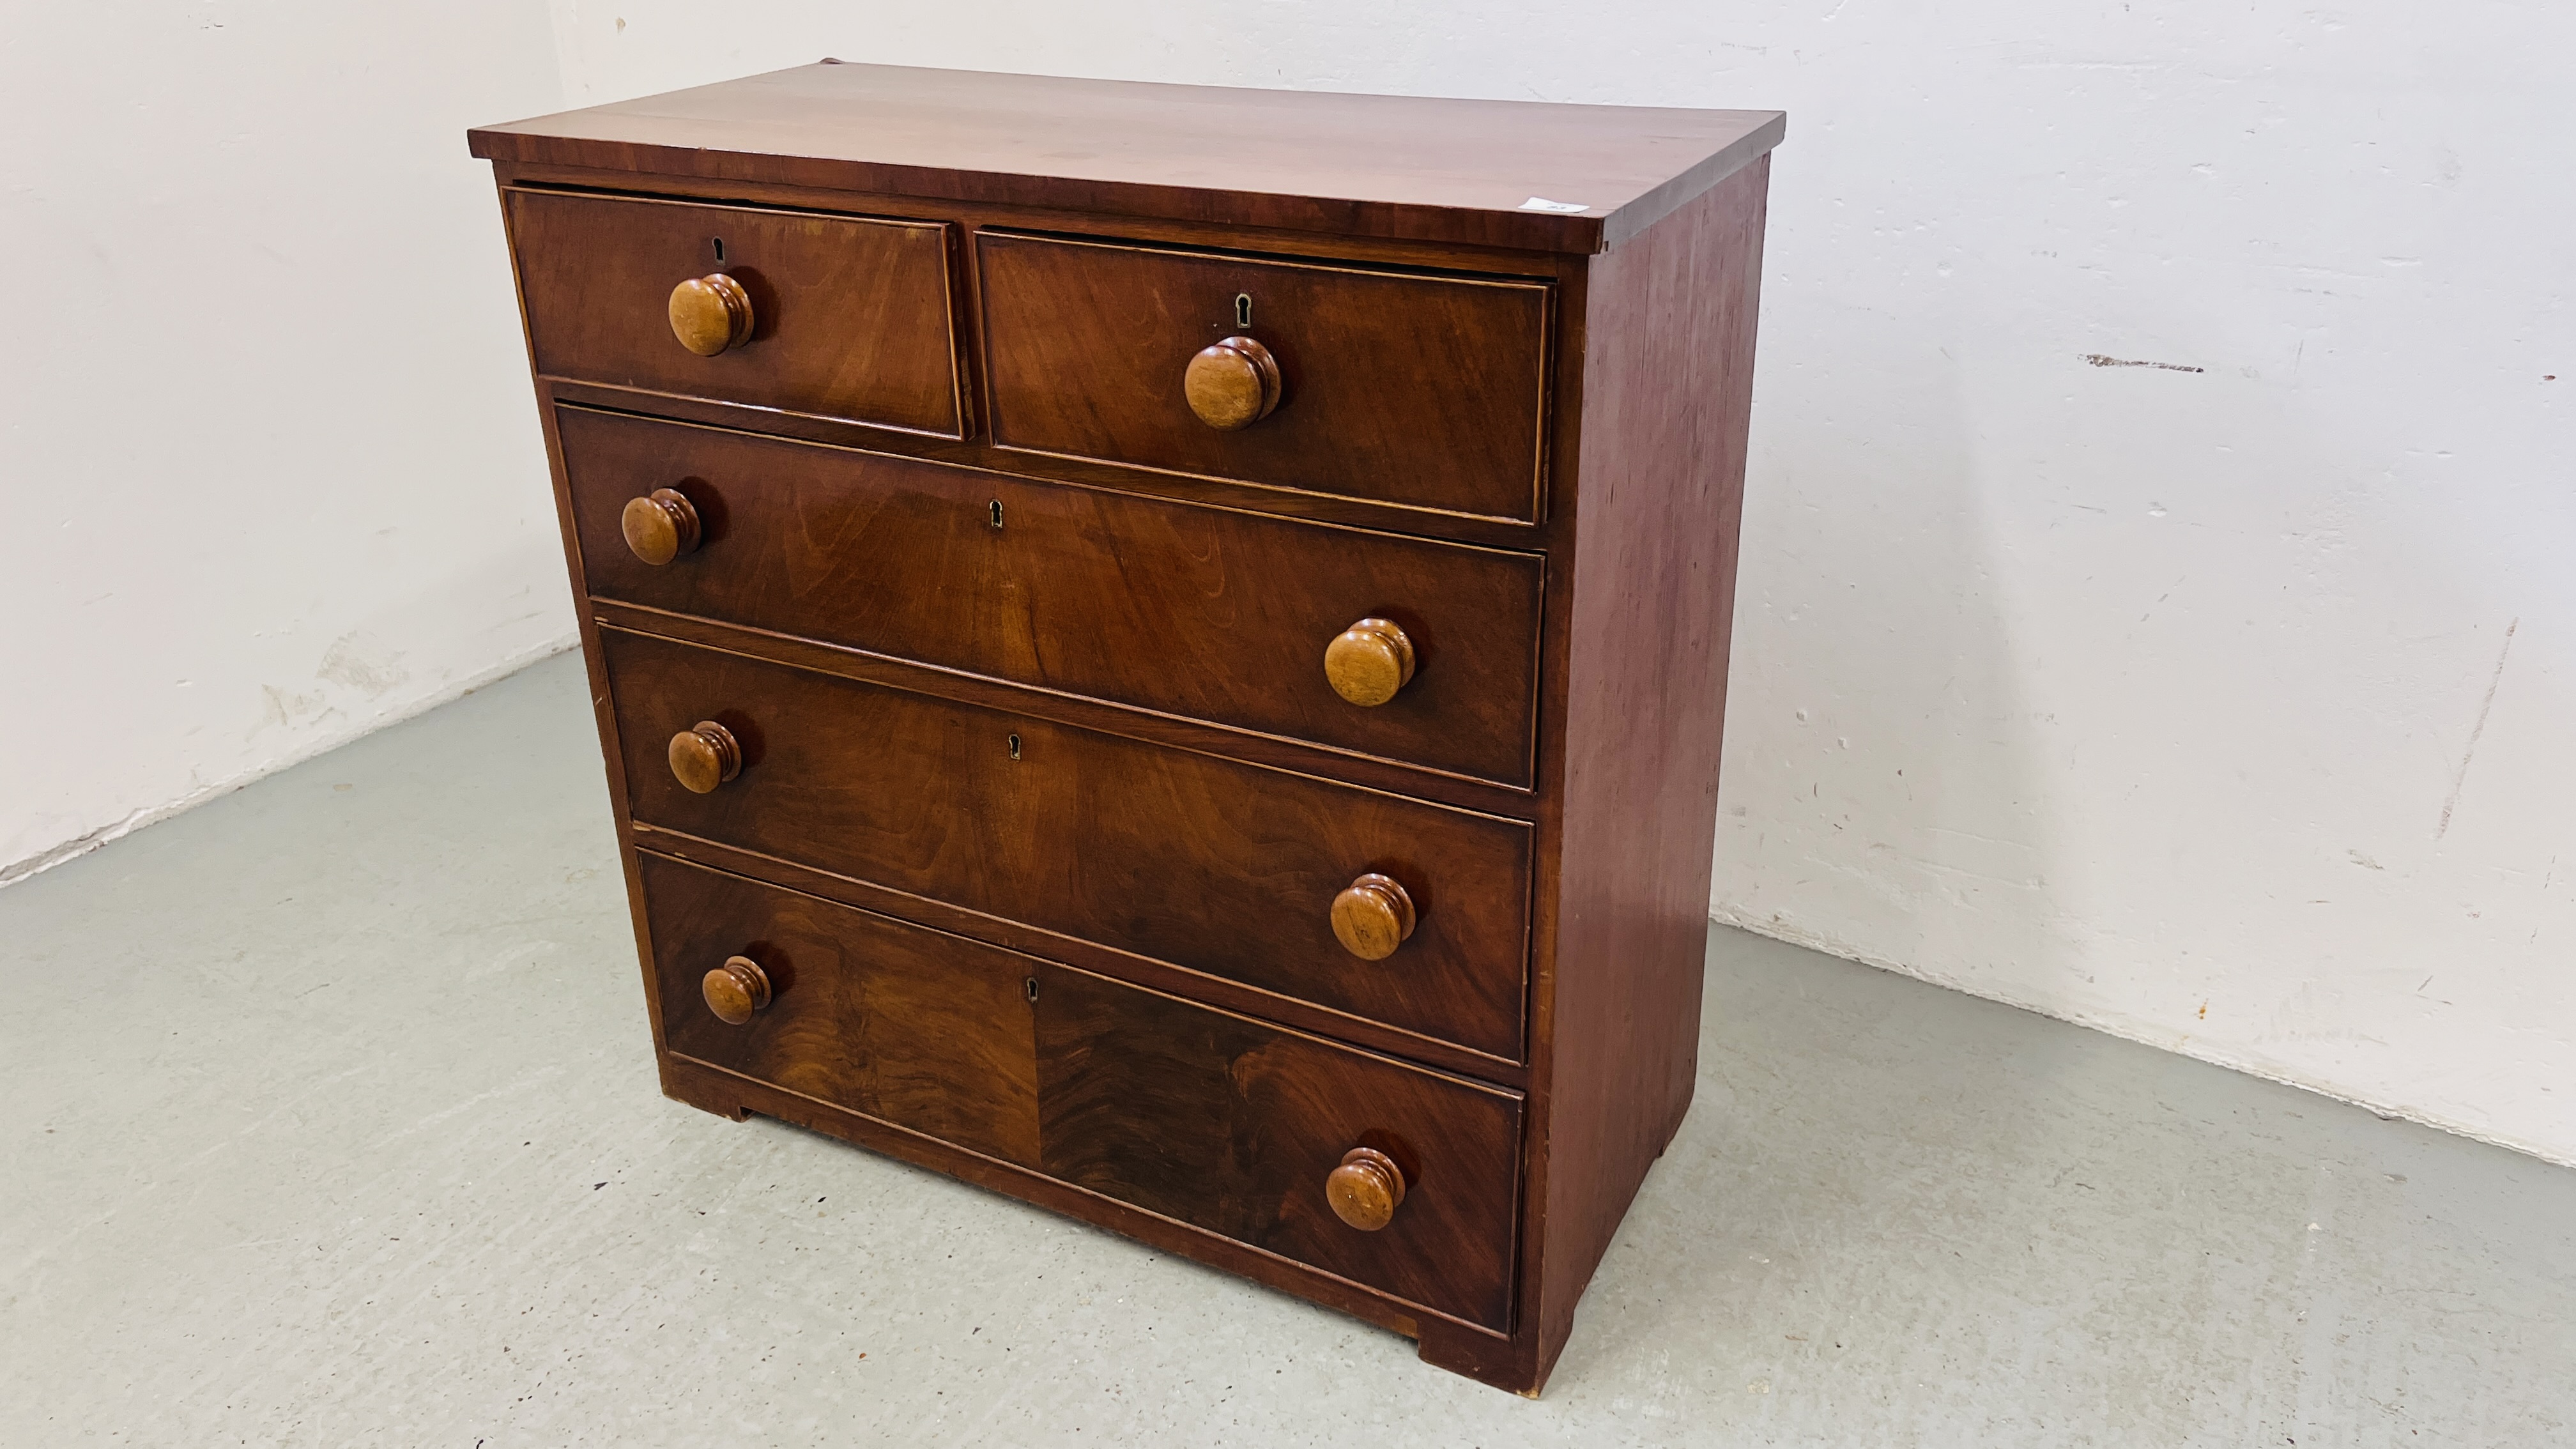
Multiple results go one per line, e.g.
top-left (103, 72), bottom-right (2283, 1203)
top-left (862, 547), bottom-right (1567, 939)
top-left (620, 488), bottom-right (702, 565)
top-left (702, 954), bottom-right (772, 1025)
top-left (1326, 1147), bottom-right (1407, 1231)
top-left (1331, 873), bottom-right (1417, 961)
top-left (1184, 335), bottom-right (1282, 430)
top-left (668, 273), bottom-right (755, 356)
top-left (1323, 618), bottom-right (1415, 707)
top-left (667, 720), bottom-right (742, 794)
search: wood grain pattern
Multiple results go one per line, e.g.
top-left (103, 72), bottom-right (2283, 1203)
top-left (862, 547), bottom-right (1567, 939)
top-left (587, 597), bottom-right (1531, 818)
top-left (501, 166), bottom-right (1597, 554)
top-left (602, 627), bottom-right (1534, 1060)
top-left (539, 374), bottom-right (1560, 549)
top-left (1526, 153), bottom-right (1771, 1390)
top-left (642, 851), bottom-right (1042, 1164)
top-left (644, 853), bottom-right (1521, 1331)
top-left (1035, 962), bottom-right (1520, 1331)
top-left (559, 406), bottom-right (1544, 788)
top-left (978, 232), bottom-right (1551, 522)
top-left (468, 61), bottom-right (1784, 254)
top-left (624, 824), bottom-right (1528, 1084)
top-left (505, 188), bottom-right (966, 437)
top-left (656, 1052), bottom-right (1449, 1344)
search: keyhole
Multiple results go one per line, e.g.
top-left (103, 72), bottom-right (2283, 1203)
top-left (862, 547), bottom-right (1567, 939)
top-left (1025, 976), bottom-right (1039, 1002)
top-left (1007, 733), bottom-right (1022, 760)
top-left (1235, 293), bottom-right (1252, 328)
top-left (712, 237), bottom-right (727, 265)
top-left (988, 499), bottom-right (1004, 530)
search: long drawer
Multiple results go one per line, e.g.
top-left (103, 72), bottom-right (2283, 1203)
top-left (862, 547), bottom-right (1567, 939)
top-left (560, 406), bottom-right (1544, 788)
top-left (604, 628), bottom-right (1532, 1061)
top-left (977, 231), bottom-right (1552, 523)
top-left (505, 189), bottom-right (967, 436)
top-left (643, 852), bottom-right (1521, 1331)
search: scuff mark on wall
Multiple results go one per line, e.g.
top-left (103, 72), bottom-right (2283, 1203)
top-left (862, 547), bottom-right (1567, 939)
top-left (7, 635), bottom-right (577, 891)
top-left (2079, 353), bottom-right (2206, 373)
top-left (261, 684), bottom-right (336, 732)
top-left (317, 631), bottom-right (411, 698)
top-left (2438, 619), bottom-right (2519, 839)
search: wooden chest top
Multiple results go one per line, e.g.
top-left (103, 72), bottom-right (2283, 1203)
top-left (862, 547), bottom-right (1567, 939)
top-left (470, 60), bottom-right (1783, 253)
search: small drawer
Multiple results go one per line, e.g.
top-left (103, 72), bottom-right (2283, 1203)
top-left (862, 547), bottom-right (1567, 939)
top-left (606, 629), bottom-right (1532, 1062)
top-left (642, 853), bottom-right (1522, 1331)
top-left (977, 233), bottom-right (1552, 523)
top-left (505, 189), bottom-right (967, 437)
top-left (561, 407), bottom-right (1543, 788)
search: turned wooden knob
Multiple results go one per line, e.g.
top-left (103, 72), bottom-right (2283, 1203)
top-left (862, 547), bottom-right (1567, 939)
top-left (1184, 335), bottom-right (1282, 430)
top-left (668, 273), bottom-right (755, 356)
top-left (702, 954), bottom-right (772, 1025)
top-left (1331, 873), bottom-right (1418, 961)
top-left (1326, 1147), bottom-right (1407, 1231)
top-left (666, 720), bottom-right (742, 794)
top-left (1323, 618), bottom-right (1416, 707)
top-left (620, 488), bottom-right (702, 565)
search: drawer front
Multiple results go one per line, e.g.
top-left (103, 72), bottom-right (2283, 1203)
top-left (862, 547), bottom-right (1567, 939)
top-left (977, 233), bottom-right (1551, 523)
top-left (506, 189), bottom-right (965, 436)
top-left (605, 629), bottom-right (1531, 1061)
top-left (562, 407), bottom-right (1543, 787)
top-left (644, 850), bottom-right (1041, 1165)
top-left (642, 853), bottom-right (1521, 1331)
top-left (1035, 960), bottom-right (1521, 1333)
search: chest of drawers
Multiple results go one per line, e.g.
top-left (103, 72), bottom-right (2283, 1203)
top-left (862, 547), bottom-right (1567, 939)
top-left (470, 62), bottom-right (1781, 1395)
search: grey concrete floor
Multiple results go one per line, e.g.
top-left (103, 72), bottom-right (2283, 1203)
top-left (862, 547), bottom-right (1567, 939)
top-left (4, 652), bottom-right (2571, 1447)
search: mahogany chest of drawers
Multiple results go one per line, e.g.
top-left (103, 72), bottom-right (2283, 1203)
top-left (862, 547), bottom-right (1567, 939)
top-left (470, 62), bottom-right (1781, 1395)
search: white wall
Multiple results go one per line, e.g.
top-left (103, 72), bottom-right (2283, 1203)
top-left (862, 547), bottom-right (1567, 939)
top-left (1695, 4), bottom-right (2576, 1169)
top-left (12, 3), bottom-right (2569, 1167)
top-left (0, 4), bottom-right (576, 883)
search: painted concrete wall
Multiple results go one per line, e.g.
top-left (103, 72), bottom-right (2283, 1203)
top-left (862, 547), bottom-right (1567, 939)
top-left (8, 3), bottom-right (2566, 1166)
top-left (540, 1), bottom-right (2575, 1164)
top-left (0, 4), bottom-right (577, 883)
